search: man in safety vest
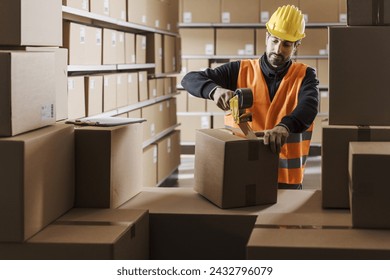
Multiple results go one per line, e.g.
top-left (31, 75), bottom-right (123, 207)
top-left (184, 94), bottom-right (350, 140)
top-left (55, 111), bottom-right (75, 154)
top-left (181, 5), bottom-right (319, 189)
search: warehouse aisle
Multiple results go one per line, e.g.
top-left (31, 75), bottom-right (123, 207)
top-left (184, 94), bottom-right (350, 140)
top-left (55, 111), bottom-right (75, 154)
top-left (161, 154), bottom-right (321, 190)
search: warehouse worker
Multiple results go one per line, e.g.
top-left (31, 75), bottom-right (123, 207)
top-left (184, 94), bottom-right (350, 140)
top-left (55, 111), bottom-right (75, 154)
top-left (181, 5), bottom-right (319, 189)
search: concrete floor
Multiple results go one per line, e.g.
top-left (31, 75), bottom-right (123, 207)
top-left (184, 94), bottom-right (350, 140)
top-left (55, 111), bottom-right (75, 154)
top-left (161, 154), bottom-right (322, 190)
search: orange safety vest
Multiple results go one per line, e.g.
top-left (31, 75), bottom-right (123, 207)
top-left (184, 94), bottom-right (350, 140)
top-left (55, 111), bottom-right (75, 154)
top-left (225, 59), bottom-right (313, 185)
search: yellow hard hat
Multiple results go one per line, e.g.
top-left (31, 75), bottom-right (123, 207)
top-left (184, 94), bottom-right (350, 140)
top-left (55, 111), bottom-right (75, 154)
top-left (266, 5), bottom-right (305, 42)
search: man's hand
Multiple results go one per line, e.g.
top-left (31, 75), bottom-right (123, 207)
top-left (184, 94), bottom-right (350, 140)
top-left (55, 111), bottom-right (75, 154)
top-left (264, 125), bottom-right (289, 154)
top-left (212, 88), bottom-right (235, 111)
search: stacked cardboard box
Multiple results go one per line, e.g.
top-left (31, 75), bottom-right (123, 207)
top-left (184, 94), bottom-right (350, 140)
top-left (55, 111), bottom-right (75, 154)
top-left (323, 0), bottom-right (390, 230)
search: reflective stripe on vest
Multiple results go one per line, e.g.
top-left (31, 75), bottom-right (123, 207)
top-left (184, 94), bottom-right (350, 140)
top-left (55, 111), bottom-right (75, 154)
top-left (224, 59), bottom-right (312, 185)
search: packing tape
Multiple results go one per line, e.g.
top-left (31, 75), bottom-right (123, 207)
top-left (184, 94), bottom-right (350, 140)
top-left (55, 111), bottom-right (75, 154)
top-left (357, 125), bottom-right (371, 141)
top-left (373, 0), bottom-right (385, 25)
top-left (254, 224), bottom-right (353, 230)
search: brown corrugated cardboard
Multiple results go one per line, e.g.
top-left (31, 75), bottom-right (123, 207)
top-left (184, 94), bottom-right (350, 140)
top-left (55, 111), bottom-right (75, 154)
top-left (138, 71), bottom-right (148, 101)
top-left (298, 29), bottom-right (328, 55)
top-left (67, 76), bottom-right (86, 119)
top-left (90, 0), bottom-right (110, 16)
top-left (176, 91), bottom-right (188, 112)
top-left (143, 144), bottom-right (158, 187)
top-left (166, 0), bottom-right (179, 32)
top-left (194, 129), bottom-right (279, 208)
top-left (300, 0), bottom-right (339, 23)
top-left (0, 124), bottom-right (75, 242)
top-left (117, 31), bottom-right (125, 64)
top-left (181, 0), bottom-right (220, 23)
top-left (62, 0), bottom-right (89, 11)
top-left (329, 27), bottom-right (390, 126)
top-left (0, 208), bottom-right (149, 260)
top-left (156, 78), bottom-right (164, 97)
top-left (221, 0), bottom-right (259, 23)
top-left (148, 79), bottom-right (157, 99)
top-left (142, 104), bottom-right (159, 141)
top-left (188, 94), bottom-right (206, 112)
top-left (136, 34), bottom-right (147, 64)
top-left (109, 0), bottom-right (126, 21)
top-left (322, 125), bottom-right (390, 209)
top-left (260, 0), bottom-right (299, 23)
top-left (0, 51), bottom-right (55, 136)
top-left (63, 22), bottom-right (102, 65)
top-left (347, 0), bottom-right (390, 25)
top-left (103, 74), bottom-right (117, 112)
top-left (349, 142), bottom-right (390, 229)
top-left (125, 33), bottom-right (136, 64)
top-left (177, 114), bottom-right (211, 142)
top-left (180, 28), bottom-right (214, 55)
top-left (75, 122), bottom-right (143, 208)
top-left (216, 29), bottom-right (255, 55)
top-left (116, 73), bottom-right (128, 108)
top-left (85, 75), bottom-right (103, 117)
top-left (256, 29), bottom-right (267, 55)
top-left (169, 98), bottom-right (177, 126)
top-left (157, 130), bottom-right (181, 183)
top-left (127, 72), bottom-right (139, 105)
top-left (339, 0), bottom-right (348, 22)
top-left (146, 33), bottom-right (163, 74)
top-left (127, 0), bottom-right (155, 27)
top-left (103, 28), bottom-right (124, 65)
top-left (163, 35), bottom-right (176, 73)
top-left (0, 0), bottom-right (62, 46)
top-left (164, 77), bottom-right (174, 95)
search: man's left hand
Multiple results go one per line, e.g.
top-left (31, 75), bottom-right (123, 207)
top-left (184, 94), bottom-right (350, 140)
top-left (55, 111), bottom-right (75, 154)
top-left (263, 125), bottom-right (289, 154)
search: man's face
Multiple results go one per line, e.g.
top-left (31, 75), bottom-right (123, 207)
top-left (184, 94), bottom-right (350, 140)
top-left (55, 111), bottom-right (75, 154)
top-left (265, 33), bottom-right (298, 68)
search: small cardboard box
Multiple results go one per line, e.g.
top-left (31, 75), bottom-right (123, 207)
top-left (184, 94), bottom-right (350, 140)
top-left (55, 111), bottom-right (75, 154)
top-left (146, 33), bottom-right (163, 74)
top-left (125, 33), bottom-right (136, 64)
top-left (157, 130), bottom-right (181, 183)
top-left (136, 34), bottom-right (147, 64)
top-left (143, 144), bottom-right (158, 188)
top-left (0, 51), bottom-right (55, 136)
top-left (177, 114), bottom-right (211, 142)
top-left (138, 71), bottom-right (148, 101)
top-left (180, 28), bottom-right (214, 55)
top-left (116, 73), bottom-right (128, 108)
top-left (216, 29), bottom-right (255, 56)
top-left (163, 35), bottom-right (176, 73)
top-left (0, 0), bottom-right (62, 46)
top-left (103, 74), bottom-right (117, 112)
top-left (347, 0), bottom-right (390, 25)
top-left (349, 142), bottom-right (390, 229)
top-left (89, 0), bottom-right (110, 16)
top-left (67, 76), bottom-right (86, 119)
top-left (85, 75), bottom-right (103, 117)
top-left (0, 124), bottom-right (75, 242)
top-left (109, 0), bottom-right (126, 21)
top-left (194, 129), bottom-right (279, 209)
top-left (259, 0), bottom-right (299, 23)
top-left (127, 72), bottom-right (139, 105)
top-left (75, 121), bottom-right (143, 208)
top-left (181, 0), bottom-right (220, 23)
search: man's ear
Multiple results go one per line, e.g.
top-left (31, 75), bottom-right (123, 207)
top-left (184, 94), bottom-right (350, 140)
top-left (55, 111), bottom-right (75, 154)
top-left (293, 40), bottom-right (301, 55)
top-left (265, 32), bottom-right (270, 46)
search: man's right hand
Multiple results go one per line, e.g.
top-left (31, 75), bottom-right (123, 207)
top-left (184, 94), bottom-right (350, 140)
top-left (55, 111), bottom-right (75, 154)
top-left (212, 88), bottom-right (235, 111)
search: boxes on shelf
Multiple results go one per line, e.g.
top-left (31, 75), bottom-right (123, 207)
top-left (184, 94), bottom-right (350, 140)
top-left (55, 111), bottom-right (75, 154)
top-left (299, 0), bottom-right (340, 23)
top-left (124, 33), bottom-right (136, 64)
top-left (322, 125), bottom-right (390, 209)
top-left (329, 26), bottom-right (390, 126)
top-left (0, 51), bottom-right (55, 136)
top-left (347, 0), bottom-right (390, 25)
top-left (148, 79), bottom-right (157, 99)
top-left (147, 33), bottom-right (163, 74)
top-left (116, 73), bottom-right (128, 108)
top-left (221, 0), bottom-right (259, 23)
top-left (109, 0), bottom-right (126, 21)
top-left (176, 91), bottom-right (188, 112)
top-left (177, 114), bottom-right (211, 142)
top-left (136, 34), bottom-right (147, 64)
top-left (75, 121), bottom-right (143, 208)
top-left (298, 29), bottom-right (328, 55)
top-left (181, 0), bottom-right (220, 23)
top-left (180, 28), bottom-right (214, 55)
top-left (216, 29), bottom-right (255, 56)
top-left (0, 0), bottom-right (62, 46)
top-left (103, 74), bottom-right (117, 112)
top-left (157, 130), bottom-right (181, 183)
top-left (127, 72), bottom-right (139, 105)
top-left (62, 0), bottom-right (89, 11)
top-left (103, 29), bottom-right (125, 65)
top-left (143, 144), bottom-right (158, 187)
top-left (194, 129), bottom-right (279, 209)
top-left (67, 76), bottom-right (86, 119)
top-left (85, 75), bottom-right (103, 117)
top-left (349, 142), bottom-right (390, 229)
top-left (89, 0), bottom-right (110, 16)
top-left (163, 35), bottom-right (176, 73)
top-left (0, 124), bottom-right (75, 242)
top-left (127, 0), bottom-right (154, 28)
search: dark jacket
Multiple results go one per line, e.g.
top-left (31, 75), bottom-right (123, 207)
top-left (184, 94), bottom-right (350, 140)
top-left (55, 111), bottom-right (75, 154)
top-left (181, 55), bottom-right (319, 133)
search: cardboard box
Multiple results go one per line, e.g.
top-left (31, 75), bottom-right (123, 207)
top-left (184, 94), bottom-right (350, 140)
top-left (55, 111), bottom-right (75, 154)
top-left (138, 71), bottom-right (148, 101)
top-left (216, 29), bottom-right (255, 56)
top-left (163, 35), bottom-right (176, 73)
top-left (0, 208), bottom-right (149, 260)
top-left (177, 114), bottom-right (211, 142)
top-left (317, 58), bottom-right (329, 87)
top-left (156, 78), bottom-right (165, 97)
top-left (148, 79), bottom-right (157, 99)
top-left (157, 130), bottom-right (181, 183)
top-left (176, 91), bottom-right (188, 112)
top-left (256, 29), bottom-right (267, 55)
top-left (103, 29), bottom-right (125, 65)
top-left (63, 22), bottom-right (102, 65)
top-left (67, 76), bottom-right (86, 119)
top-left (127, 0), bottom-right (154, 27)
top-left (347, 0), bottom-right (390, 25)
top-left (127, 72), bottom-right (139, 105)
top-left (136, 34), bottom-right (147, 64)
top-left (181, 0), bottom-right (220, 23)
top-left (141, 102), bottom-right (170, 141)
top-left (169, 98), bottom-right (178, 126)
top-left (298, 28), bottom-right (328, 55)
top-left (164, 77), bottom-right (173, 95)
top-left (0, 51), bottom-right (55, 136)
top-left (103, 74), bottom-right (117, 112)
top-left (194, 129), bottom-right (279, 208)
top-left (221, 0), bottom-right (259, 23)
top-left (349, 142), bottom-right (390, 229)
top-left (0, 0), bottom-right (62, 46)
top-left (180, 28), bottom-right (214, 55)
top-left (90, 0), bottom-right (110, 16)
top-left (300, 0), bottom-right (339, 23)
top-left (85, 75), bottom-right (103, 117)
top-left (259, 0), bottom-right (299, 23)
top-left (75, 122), bottom-right (143, 208)
top-left (329, 27), bottom-right (390, 126)
top-left (125, 33), bottom-right (136, 64)
top-left (116, 73), bottom-right (128, 108)
top-left (0, 124), bottom-right (75, 242)
top-left (110, 0), bottom-right (126, 21)
top-left (143, 144), bottom-right (158, 187)
top-left (322, 125), bottom-right (390, 208)
top-left (146, 33), bottom-right (163, 74)
top-left (62, 0), bottom-right (89, 11)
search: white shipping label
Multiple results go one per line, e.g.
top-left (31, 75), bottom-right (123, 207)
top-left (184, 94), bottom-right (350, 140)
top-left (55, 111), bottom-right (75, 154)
top-left (155, 20), bottom-right (160, 28)
top-left (119, 33), bottom-right (124, 42)
top-left (159, 48), bottom-right (163, 59)
top-left (121, 11), bottom-right (126, 20)
top-left (159, 104), bottom-right (163, 112)
top-left (167, 138), bottom-right (171, 153)
top-left (245, 44), bottom-right (254, 55)
top-left (201, 116), bottom-right (210, 128)
top-left (237, 49), bottom-right (245, 55)
top-left (104, 77), bottom-right (109, 87)
top-left (319, 49), bottom-right (327, 55)
top-left (339, 13), bottom-right (347, 23)
top-left (183, 12), bottom-right (192, 23)
top-left (142, 15), bottom-right (147, 23)
top-left (128, 74), bottom-right (133, 83)
top-left (153, 89), bottom-right (157, 97)
top-left (167, 23), bottom-right (171, 30)
top-left (150, 123), bottom-right (155, 136)
top-left (111, 32), bottom-right (117, 47)
top-left (79, 27), bottom-right (86, 44)
top-left (139, 73), bottom-right (144, 82)
top-left (173, 57), bottom-right (176, 68)
top-left (68, 79), bottom-right (75, 90)
top-left (82, 0), bottom-right (88, 10)
top-left (153, 146), bottom-right (157, 163)
top-left (222, 12), bottom-right (231, 23)
top-left (304, 14), bottom-right (309, 23)
top-left (117, 76), bottom-right (122, 85)
top-left (261, 11), bottom-right (269, 23)
top-left (96, 31), bottom-right (102, 45)
top-left (166, 101), bottom-right (170, 108)
top-left (41, 104), bottom-right (54, 120)
top-left (131, 54), bottom-right (136, 63)
top-left (321, 91), bottom-right (329, 98)
top-left (205, 44), bottom-right (214, 55)
top-left (90, 79), bottom-right (95, 90)
top-left (142, 37), bottom-right (146, 49)
top-left (104, 0), bottom-right (109, 15)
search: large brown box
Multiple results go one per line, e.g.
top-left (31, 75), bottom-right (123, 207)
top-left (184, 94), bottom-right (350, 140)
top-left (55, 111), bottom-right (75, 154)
top-left (259, 0), bottom-right (299, 23)
top-left (75, 122), bottom-right (143, 208)
top-left (85, 75), bottom-right (103, 117)
top-left (89, 0), bottom-right (110, 16)
top-left (163, 35), bottom-right (176, 73)
top-left (322, 125), bottom-right (390, 209)
top-left (125, 33), bottom-right (136, 64)
top-left (181, 0), bottom-right (220, 23)
top-left (194, 129), bottom-right (278, 208)
top-left (0, 208), bottom-right (149, 260)
top-left (109, 0), bottom-right (127, 21)
top-left (103, 74), bottom-right (117, 112)
top-left (67, 76), bottom-right (86, 119)
top-left (329, 27), bottom-right (390, 126)
top-left (349, 142), bottom-right (390, 229)
top-left (0, 124), bottom-right (75, 242)
top-left (299, 0), bottom-right (339, 23)
top-left (156, 130), bottom-right (181, 183)
top-left (62, 0), bottom-right (89, 11)
top-left (147, 33), bottom-right (163, 74)
top-left (180, 28), bottom-right (214, 55)
top-left (0, 0), bottom-right (62, 46)
top-left (127, 0), bottom-right (154, 27)
top-left (143, 144), bottom-right (158, 188)
top-left (347, 0), bottom-right (390, 25)
top-left (221, 0), bottom-right (259, 23)
top-left (0, 51), bottom-right (55, 136)
top-left (298, 29), bottom-right (328, 55)
top-left (136, 34), bottom-right (147, 64)
top-left (216, 29), bottom-right (255, 55)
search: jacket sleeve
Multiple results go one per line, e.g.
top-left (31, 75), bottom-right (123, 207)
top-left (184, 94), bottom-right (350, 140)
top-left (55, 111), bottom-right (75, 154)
top-left (280, 66), bottom-right (319, 133)
top-left (181, 61), bottom-right (241, 99)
